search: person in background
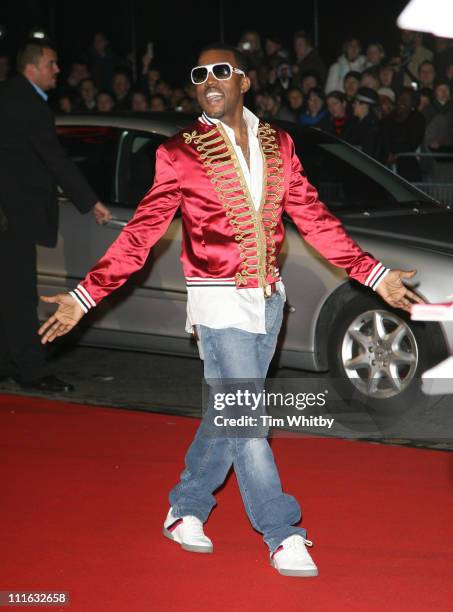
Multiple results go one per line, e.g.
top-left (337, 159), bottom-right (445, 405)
top-left (417, 87), bottom-right (436, 124)
top-left (131, 90), bottom-right (150, 112)
top-left (76, 78), bottom-right (97, 111)
top-left (365, 43), bottom-right (385, 68)
top-left (299, 86), bottom-right (328, 127)
top-left (399, 30), bottom-right (433, 87)
top-left (292, 30), bottom-right (326, 86)
top-left (237, 30), bottom-right (264, 71)
top-left (0, 39), bottom-right (111, 393)
top-left (325, 38), bottom-right (366, 93)
top-left (343, 86), bottom-right (384, 161)
top-left (150, 93), bottom-right (168, 112)
top-left (88, 32), bottom-right (118, 93)
top-left (57, 94), bottom-right (74, 114)
top-left (324, 91), bottom-right (350, 138)
top-left (264, 35), bottom-right (290, 70)
top-left (63, 60), bottom-right (91, 98)
top-left (96, 90), bottom-right (115, 113)
top-left (377, 87), bottom-right (396, 119)
top-left (142, 65), bottom-right (161, 97)
top-left (270, 61), bottom-right (294, 96)
top-left (286, 87), bottom-right (305, 121)
top-left (360, 67), bottom-right (380, 91)
top-left (343, 70), bottom-right (361, 106)
top-left (112, 70), bottom-right (132, 110)
top-left (423, 81), bottom-right (453, 182)
top-left (386, 87), bottom-right (426, 180)
top-left (256, 88), bottom-right (294, 121)
top-left (418, 60), bottom-right (436, 90)
top-left (299, 71), bottom-right (320, 96)
top-left (378, 60), bottom-right (401, 95)
top-left (430, 80), bottom-right (452, 115)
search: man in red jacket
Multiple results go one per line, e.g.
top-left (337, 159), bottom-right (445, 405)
top-left (39, 43), bottom-right (421, 577)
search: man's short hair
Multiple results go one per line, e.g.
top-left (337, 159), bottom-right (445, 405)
top-left (361, 67), bottom-right (379, 79)
top-left (418, 60), bottom-right (435, 72)
top-left (198, 42), bottom-right (249, 74)
top-left (293, 30), bottom-right (312, 46)
top-left (16, 38), bottom-right (56, 73)
top-left (326, 90), bottom-right (346, 103)
top-left (434, 79), bottom-right (451, 92)
top-left (344, 70), bottom-right (362, 83)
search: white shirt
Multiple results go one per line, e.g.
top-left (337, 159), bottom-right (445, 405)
top-left (185, 107), bottom-right (285, 336)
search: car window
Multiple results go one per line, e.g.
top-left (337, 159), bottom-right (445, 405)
top-left (57, 126), bottom-right (119, 202)
top-left (116, 131), bottom-right (167, 208)
top-left (284, 126), bottom-right (434, 211)
top-left (296, 141), bottom-right (391, 209)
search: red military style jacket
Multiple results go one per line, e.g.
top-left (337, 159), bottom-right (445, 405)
top-left (70, 117), bottom-right (388, 313)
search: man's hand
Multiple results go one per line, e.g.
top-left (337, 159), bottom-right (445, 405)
top-left (375, 269), bottom-right (425, 313)
top-left (93, 201), bottom-right (112, 224)
top-left (39, 294), bottom-right (85, 344)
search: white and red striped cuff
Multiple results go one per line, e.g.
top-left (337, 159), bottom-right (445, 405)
top-left (69, 284), bottom-right (96, 314)
top-left (364, 263), bottom-right (390, 291)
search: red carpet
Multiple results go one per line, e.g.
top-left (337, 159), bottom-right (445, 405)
top-left (0, 394), bottom-right (452, 612)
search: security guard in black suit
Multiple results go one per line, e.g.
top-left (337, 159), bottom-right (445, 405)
top-left (0, 39), bottom-right (111, 392)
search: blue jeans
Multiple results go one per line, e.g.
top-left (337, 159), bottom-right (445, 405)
top-left (169, 292), bottom-right (306, 553)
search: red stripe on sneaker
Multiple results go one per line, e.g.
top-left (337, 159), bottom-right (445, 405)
top-left (168, 518), bottom-right (183, 532)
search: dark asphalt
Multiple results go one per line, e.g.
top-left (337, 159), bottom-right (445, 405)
top-left (1, 345), bottom-right (452, 451)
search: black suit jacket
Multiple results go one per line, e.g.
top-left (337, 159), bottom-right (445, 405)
top-left (0, 75), bottom-right (98, 247)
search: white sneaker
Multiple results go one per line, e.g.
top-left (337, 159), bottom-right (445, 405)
top-left (163, 508), bottom-right (213, 553)
top-left (270, 535), bottom-right (318, 577)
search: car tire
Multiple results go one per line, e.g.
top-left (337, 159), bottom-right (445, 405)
top-left (326, 294), bottom-right (447, 431)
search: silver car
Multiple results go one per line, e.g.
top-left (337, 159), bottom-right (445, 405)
top-left (38, 112), bottom-right (453, 409)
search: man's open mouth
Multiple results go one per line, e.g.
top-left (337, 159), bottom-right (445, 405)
top-left (205, 90), bottom-right (224, 103)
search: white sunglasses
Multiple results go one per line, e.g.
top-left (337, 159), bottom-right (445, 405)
top-left (190, 62), bottom-right (245, 85)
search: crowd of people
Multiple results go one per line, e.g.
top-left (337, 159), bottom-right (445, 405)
top-left (1, 29), bottom-right (453, 181)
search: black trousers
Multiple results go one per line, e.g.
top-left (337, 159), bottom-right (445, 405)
top-left (0, 233), bottom-right (48, 381)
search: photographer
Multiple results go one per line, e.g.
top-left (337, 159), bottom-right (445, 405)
top-left (237, 30), bottom-right (264, 71)
top-left (399, 30), bottom-right (433, 88)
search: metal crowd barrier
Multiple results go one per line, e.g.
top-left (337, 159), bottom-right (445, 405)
top-left (392, 152), bottom-right (453, 204)
top-left (412, 182), bottom-right (453, 205)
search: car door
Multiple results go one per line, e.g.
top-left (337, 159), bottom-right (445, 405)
top-left (38, 122), bottom-right (192, 355)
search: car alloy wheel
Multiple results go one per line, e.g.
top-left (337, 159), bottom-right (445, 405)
top-left (341, 309), bottom-right (418, 399)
